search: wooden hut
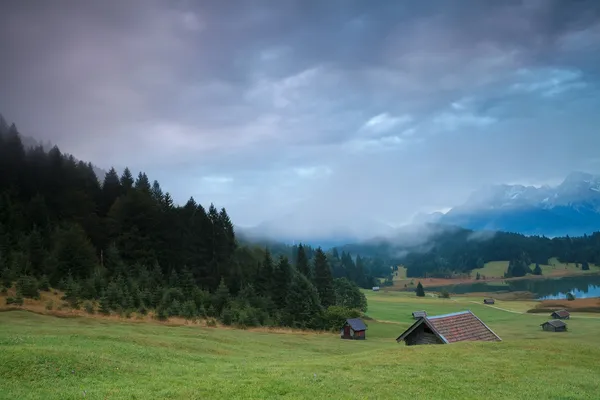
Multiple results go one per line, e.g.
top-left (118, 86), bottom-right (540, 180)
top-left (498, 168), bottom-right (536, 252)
top-left (541, 320), bottom-right (567, 332)
top-left (483, 298), bottom-right (495, 305)
top-left (396, 310), bottom-right (501, 346)
top-left (340, 318), bottom-right (367, 340)
top-left (412, 310), bottom-right (427, 319)
top-left (551, 309), bottom-right (570, 319)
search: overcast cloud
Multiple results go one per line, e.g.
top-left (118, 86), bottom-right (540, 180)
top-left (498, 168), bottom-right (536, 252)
top-left (1, 0), bottom-right (600, 239)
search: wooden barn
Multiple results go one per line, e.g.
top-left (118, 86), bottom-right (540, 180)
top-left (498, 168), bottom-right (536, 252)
top-left (396, 310), bottom-right (501, 346)
top-left (541, 320), bottom-right (567, 332)
top-left (483, 298), bottom-right (495, 305)
top-left (340, 318), bottom-right (367, 340)
top-left (551, 309), bottom-right (570, 319)
top-left (412, 310), bottom-right (427, 319)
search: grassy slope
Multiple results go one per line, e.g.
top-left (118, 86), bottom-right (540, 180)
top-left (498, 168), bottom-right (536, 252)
top-left (2, 291), bottom-right (600, 399)
top-left (478, 258), bottom-right (600, 278)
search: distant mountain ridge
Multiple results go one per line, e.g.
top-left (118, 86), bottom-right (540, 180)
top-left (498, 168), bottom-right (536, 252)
top-left (428, 172), bottom-right (600, 237)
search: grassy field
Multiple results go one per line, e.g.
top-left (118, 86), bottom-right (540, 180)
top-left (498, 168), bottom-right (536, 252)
top-left (2, 291), bottom-right (600, 399)
top-left (477, 257), bottom-right (600, 278)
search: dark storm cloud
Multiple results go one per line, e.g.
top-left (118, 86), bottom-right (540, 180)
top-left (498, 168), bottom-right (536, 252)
top-left (0, 0), bottom-right (599, 232)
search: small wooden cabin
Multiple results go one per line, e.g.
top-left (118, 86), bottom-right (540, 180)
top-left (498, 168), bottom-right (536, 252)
top-left (483, 298), bottom-right (495, 305)
top-left (396, 310), bottom-right (501, 346)
top-left (551, 309), bottom-right (570, 319)
top-left (541, 320), bottom-right (567, 332)
top-left (340, 318), bottom-right (367, 340)
top-left (412, 310), bottom-right (427, 319)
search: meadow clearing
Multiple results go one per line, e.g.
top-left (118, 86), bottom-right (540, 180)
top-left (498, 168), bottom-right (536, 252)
top-left (1, 290), bottom-right (600, 399)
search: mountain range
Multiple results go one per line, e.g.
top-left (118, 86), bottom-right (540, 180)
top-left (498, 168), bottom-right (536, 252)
top-left (423, 171), bottom-right (600, 237)
top-left (241, 171), bottom-right (600, 248)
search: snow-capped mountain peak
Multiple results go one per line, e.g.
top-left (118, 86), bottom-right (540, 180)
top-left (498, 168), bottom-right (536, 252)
top-left (437, 172), bottom-right (600, 237)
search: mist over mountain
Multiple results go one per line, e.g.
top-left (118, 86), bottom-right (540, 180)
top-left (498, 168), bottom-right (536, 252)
top-left (432, 171), bottom-right (600, 237)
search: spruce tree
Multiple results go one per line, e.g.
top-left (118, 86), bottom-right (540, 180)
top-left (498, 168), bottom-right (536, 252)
top-left (296, 244), bottom-right (311, 279)
top-left (533, 263), bottom-right (542, 275)
top-left (416, 281), bottom-right (425, 297)
top-left (285, 273), bottom-right (322, 329)
top-left (256, 249), bottom-right (273, 296)
top-left (313, 248), bottom-right (335, 308)
top-left (272, 256), bottom-right (293, 306)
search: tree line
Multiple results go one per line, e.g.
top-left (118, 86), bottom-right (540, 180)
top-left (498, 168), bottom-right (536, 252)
top-left (340, 223), bottom-right (600, 278)
top-left (0, 117), bottom-right (369, 330)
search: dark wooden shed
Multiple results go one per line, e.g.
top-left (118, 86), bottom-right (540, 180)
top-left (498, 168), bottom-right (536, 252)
top-left (396, 310), bottom-right (502, 346)
top-left (412, 311), bottom-right (427, 319)
top-left (340, 318), bottom-right (367, 340)
top-left (483, 298), bottom-right (495, 305)
top-left (551, 310), bottom-right (570, 319)
top-left (541, 320), bottom-right (567, 332)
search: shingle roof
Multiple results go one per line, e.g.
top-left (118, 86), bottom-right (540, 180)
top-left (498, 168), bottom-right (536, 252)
top-left (346, 318), bottom-right (367, 331)
top-left (542, 319), bottom-right (567, 328)
top-left (412, 311), bottom-right (427, 318)
top-left (552, 310), bottom-right (570, 318)
top-left (396, 310), bottom-right (502, 344)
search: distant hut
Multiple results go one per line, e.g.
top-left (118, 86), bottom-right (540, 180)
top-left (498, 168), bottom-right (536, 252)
top-left (340, 318), bottom-right (367, 340)
top-left (372, 286), bottom-right (380, 292)
top-left (412, 311), bottom-right (427, 319)
top-left (396, 310), bottom-right (501, 346)
top-left (483, 298), bottom-right (495, 305)
top-left (541, 320), bottom-right (567, 332)
top-left (551, 310), bottom-right (570, 319)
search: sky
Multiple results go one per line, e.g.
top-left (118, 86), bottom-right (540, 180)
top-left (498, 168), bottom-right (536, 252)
top-left (1, 0), bottom-right (600, 240)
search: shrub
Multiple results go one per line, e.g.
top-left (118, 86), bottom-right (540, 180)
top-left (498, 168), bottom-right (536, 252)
top-left (98, 295), bottom-right (110, 315)
top-left (322, 306), bottom-right (361, 331)
top-left (6, 292), bottom-right (24, 306)
top-left (45, 300), bottom-right (54, 310)
top-left (439, 289), bottom-right (451, 299)
top-left (566, 293), bottom-right (575, 301)
top-left (220, 308), bottom-right (233, 326)
top-left (38, 275), bottom-right (51, 291)
top-left (16, 275), bottom-right (40, 299)
top-left (0, 286), bottom-right (6, 294)
top-left (155, 306), bottom-right (168, 321)
top-left (182, 300), bottom-right (198, 321)
top-left (83, 301), bottom-right (94, 314)
top-left (206, 318), bottom-right (217, 327)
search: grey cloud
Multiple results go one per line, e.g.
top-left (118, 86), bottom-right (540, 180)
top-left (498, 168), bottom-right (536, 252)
top-left (1, 0), bottom-right (600, 236)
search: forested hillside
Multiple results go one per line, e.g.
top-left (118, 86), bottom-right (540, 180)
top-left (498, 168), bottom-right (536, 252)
top-left (341, 224), bottom-right (600, 278)
top-left (0, 119), bottom-right (376, 329)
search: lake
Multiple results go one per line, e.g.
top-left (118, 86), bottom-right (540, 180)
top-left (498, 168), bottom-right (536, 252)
top-left (424, 274), bottom-right (600, 300)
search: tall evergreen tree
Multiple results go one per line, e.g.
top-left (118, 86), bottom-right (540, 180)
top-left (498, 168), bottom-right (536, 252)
top-left (313, 248), bottom-right (335, 308)
top-left (272, 255), bottom-right (293, 306)
top-left (296, 244), bottom-right (311, 279)
top-left (416, 281), bottom-right (425, 297)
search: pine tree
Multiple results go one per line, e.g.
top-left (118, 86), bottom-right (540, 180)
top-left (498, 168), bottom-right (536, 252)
top-left (52, 224), bottom-right (98, 280)
top-left (272, 256), bottom-right (293, 306)
top-left (256, 249), bottom-right (273, 296)
top-left (285, 273), bottom-right (322, 329)
top-left (212, 278), bottom-right (230, 314)
top-left (416, 281), bottom-right (425, 297)
top-left (313, 248), bottom-right (335, 308)
top-left (582, 261), bottom-right (590, 271)
top-left (296, 244), bottom-right (311, 278)
top-left (533, 263), bottom-right (542, 275)
top-left (99, 292), bottom-right (111, 315)
top-left (120, 168), bottom-right (134, 191)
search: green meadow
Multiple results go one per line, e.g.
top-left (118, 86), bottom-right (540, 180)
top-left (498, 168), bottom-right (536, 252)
top-left (1, 291), bottom-right (600, 399)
